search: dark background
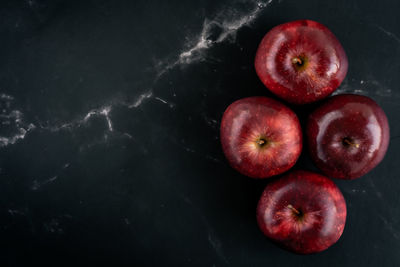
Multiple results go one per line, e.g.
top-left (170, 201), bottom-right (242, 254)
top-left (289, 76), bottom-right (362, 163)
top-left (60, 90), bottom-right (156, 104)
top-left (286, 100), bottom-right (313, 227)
top-left (0, 0), bottom-right (399, 266)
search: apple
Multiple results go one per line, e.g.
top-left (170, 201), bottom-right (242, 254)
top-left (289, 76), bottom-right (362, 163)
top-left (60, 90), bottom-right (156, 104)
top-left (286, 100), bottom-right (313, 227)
top-left (220, 96), bottom-right (302, 178)
top-left (257, 170), bottom-right (347, 254)
top-left (254, 20), bottom-right (348, 104)
top-left (307, 94), bottom-right (390, 179)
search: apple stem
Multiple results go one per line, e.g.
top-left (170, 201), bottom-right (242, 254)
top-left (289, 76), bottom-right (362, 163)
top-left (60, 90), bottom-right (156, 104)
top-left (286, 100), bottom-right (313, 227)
top-left (292, 57), bottom-right (303, 65)
top-left (257, 139), bottom-right (266, 145)
top-left (287, 204), bottom-right (301, 215)
top-left (343, 138), bottom-right (360, 148)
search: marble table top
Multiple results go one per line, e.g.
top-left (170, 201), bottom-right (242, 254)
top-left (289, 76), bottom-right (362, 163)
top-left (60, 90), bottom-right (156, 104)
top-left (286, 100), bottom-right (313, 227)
top-left (1, 0), bottom-right (399, 266)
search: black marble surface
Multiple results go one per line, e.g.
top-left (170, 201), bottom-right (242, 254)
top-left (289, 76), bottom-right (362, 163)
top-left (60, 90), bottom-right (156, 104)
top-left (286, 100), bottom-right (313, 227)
top-left (1, 0), bottom-right (399, 266)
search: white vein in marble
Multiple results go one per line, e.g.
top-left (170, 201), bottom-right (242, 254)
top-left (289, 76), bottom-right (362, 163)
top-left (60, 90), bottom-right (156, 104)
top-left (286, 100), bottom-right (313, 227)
top-left (157, 0), bottom-right (274, 75)
top-left (379, 215), bottom-right (400, 240)
top-left (0, 94), bottom-right (37, 147)
top-left (333, 78), bottom-right (393, 97)
top-left (128, 91), bottom-right (153, 108)
top-left (154, 96), bottom-right (175, 108)
top-left (31, 175), bottom-right (58, 191)
top-left (376, 25), bottom-right (400, 44)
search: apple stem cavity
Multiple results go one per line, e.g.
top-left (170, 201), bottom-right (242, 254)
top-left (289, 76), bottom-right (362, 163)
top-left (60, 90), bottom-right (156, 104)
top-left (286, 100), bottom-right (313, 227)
top-left (291, 55), bottom-right (308, 71)
top-left (292, 57), bottom-right (303, 66)
top-left (287, 204), bottom-right (301, 216)
top-left (256, 138), bottom-right (268, 147)
top-left (342, 137), bottom-right (360, 148)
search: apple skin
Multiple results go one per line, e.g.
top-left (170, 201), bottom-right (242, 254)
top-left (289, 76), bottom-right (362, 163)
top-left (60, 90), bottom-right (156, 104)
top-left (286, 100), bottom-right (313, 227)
top-left (307, 94), bottom-right (390, 179)
top-left (220, 97), bottom-right (302, 178)
top-left (255, 20), bottom-right (348, 104)
top-left (257, 170), bottom-right (347, 254)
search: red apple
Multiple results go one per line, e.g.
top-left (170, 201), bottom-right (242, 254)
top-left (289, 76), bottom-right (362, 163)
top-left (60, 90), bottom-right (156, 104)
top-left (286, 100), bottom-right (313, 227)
top-left (307, 94), bottom-right (390, 179)
top-left (257, 170), bottom-right (347, 254)
top-left (220, 96), bottom-right (302, 178)
top-left (254, 20), bottom-right (348, 104)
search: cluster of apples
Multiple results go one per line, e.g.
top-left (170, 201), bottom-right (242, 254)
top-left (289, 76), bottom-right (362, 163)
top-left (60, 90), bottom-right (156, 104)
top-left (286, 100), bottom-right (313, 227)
top-left (220, 20), bottom-right (390, 254)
